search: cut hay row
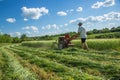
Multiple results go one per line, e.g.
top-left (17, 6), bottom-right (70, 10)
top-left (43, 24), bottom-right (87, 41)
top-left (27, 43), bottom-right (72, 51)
top-left (0, 41), bottom-right (120, 80)
top-left (11, 45), bottom-right (120, 79)
top-left (5, 46), bottom-right (60, 80)
top-left (13, 45), bottom-right (120, 65)
top-left (0, 51), bottom-right (5, 80)
top-left (8, 46), bottom-right (102, 80)
top-left (21, 40), bottom-right (54, 48)
top-left (0, 47), bottom-right (38, 80)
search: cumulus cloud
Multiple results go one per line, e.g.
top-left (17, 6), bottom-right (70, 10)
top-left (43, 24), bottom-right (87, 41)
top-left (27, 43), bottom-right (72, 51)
top-left (76, 7), bottom-right (83, 12)
top-left (69, 11), bottom-right (120, 24)
top-left (22, 26), bottom-right (39, 33)
top-left (42, 24), bottom-right (60, 30)
top-left (41, 29), bottom-right (65, 36)
top-left (57, 11), bottom-right (67, 16)
top-left (91, 0), bottom-right (115, 9)
top-left (15, 32), bottom-right (21, 36)
top-left (69, 18), bottom-right (86, 24)
top-left (6, 18), bottom-right (16, 23)
top-left (10, 32), bottom-right (21, 37)
top-left (21, 6), bottom-right (49, 20)
top-left (64, 23), bottom-right (68, 26)
top-left (31, 26), bottom-right (39, 32)
top-left (47, 31), bottom-right (58, 35)
top-left (25, 31), bottom-right (31, 34)
top-left (103, 12), bottom-right (120, 20)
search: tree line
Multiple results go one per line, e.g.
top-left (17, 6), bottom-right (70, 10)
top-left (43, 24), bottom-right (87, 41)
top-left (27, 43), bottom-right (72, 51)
top-left (87, 26), bottom-right (120, 38)
top-left (87, 26), bottom-right (120, 34)
top-left (0, 26), bottom-right (120, 43)
top-left (35, 26), bottom-right (120, 40)
top-left (95, 32), bottom-right (120, 38)
top-left (0, 34), bottom-right (28, 43)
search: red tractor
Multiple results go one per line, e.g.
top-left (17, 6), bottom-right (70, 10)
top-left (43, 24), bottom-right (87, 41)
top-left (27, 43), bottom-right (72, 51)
top-left (58, 33), bottom-right (78, 49)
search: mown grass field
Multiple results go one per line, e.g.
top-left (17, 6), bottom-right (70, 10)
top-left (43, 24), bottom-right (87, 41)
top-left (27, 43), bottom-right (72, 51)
top-left (0, 39), bottom-right (120, 80)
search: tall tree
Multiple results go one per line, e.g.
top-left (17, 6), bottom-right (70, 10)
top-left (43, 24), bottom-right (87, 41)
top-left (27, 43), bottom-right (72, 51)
top-left (21, 34), bottom-right (27, 41)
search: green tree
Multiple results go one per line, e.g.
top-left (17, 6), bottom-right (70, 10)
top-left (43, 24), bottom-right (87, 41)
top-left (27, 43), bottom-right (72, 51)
top-left (21, 34), bottom-right (27, 41)
top-left (12, 37), bottom-right (21, 43)
top-left (116, 26), bottom-right (120, 32)
top-left (0, 34), bottom-right (12, 43)
top-left (110, 27), bottom-right (116, 32)
top-left (93, 29), bottom-right (99, 34)
top-left (102, 28), bottom-right (110, 33)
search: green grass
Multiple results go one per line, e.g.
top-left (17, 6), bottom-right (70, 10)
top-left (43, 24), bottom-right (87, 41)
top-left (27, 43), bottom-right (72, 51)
top-left (72, 39), bottom-right (120, 51)
top-left (21, 39), bottom-right (120, 51)
top-left (9, 45), bottom-right (120, 79)
top-left (0, 43), bottom-right (12, 47)
top-left (0, 39), bottom-right (120, 80)
top-left (21, 40), bottom-right (55, 48)
top-left (8, 47), bottom-right (101, 80)
top-left (0, 48), bottom-right (38, 80)
top-left (0, 52), bottom-right (5, 80)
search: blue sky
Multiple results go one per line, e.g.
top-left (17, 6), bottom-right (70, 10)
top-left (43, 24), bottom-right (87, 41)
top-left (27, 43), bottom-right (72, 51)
top-left (0, 0), bottom-right (120, 37)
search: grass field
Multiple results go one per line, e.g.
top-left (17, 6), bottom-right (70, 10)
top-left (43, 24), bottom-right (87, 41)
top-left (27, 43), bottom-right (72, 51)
top-left (0, 39), bottom-right (120, 80)
top-left (22, 39), bottom-right (120, 51)
top-left (73, 39), bottom-right (120, 51)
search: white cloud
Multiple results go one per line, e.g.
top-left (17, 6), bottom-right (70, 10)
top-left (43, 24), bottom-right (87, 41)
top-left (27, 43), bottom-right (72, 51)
top-left (57, 11), bottom-right (67, 16)
top-left (31, 26), bottom-right (39, 32)
top-left (26, 31), bottom-right (31, 34)
top-left (85, 16), bottom-right (105, 23)
top-left (91, 0), bottom-right (115, 9)
top-left (22, 26), bottom-right (39, 33)
top-left (76, 7), bottom-right (83, 12)
top-left (21, 6), bottom-right (49, 20)
top-left (42, 24), bottom-right (59, 30)
top-left (41, 29), bottom-right (64, 36)
top-left (64, 23), bottom-right (68, 26)
top-left (69, 18), bottom-right (86, 24)
top-left (91, 2), bottom-right (103, 9)
top-left (103, 12), bottom-right (120, 20)
top-left (69, 11), bottom-right (120, 24)
top-left (10, 32), bottom-right (21, 37)
top-left (47, 31), bottom-right (58, 35)
top-left (6, 18), bottom-right (16, 23)
top-left (15, 32), bottom-right (21, 36)
top-left (108, 23), bottom-right (116, 28)
top-left (24, 18), bottom-right (28, 21)
top-left (103, 0), bottom-right (115, 7)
